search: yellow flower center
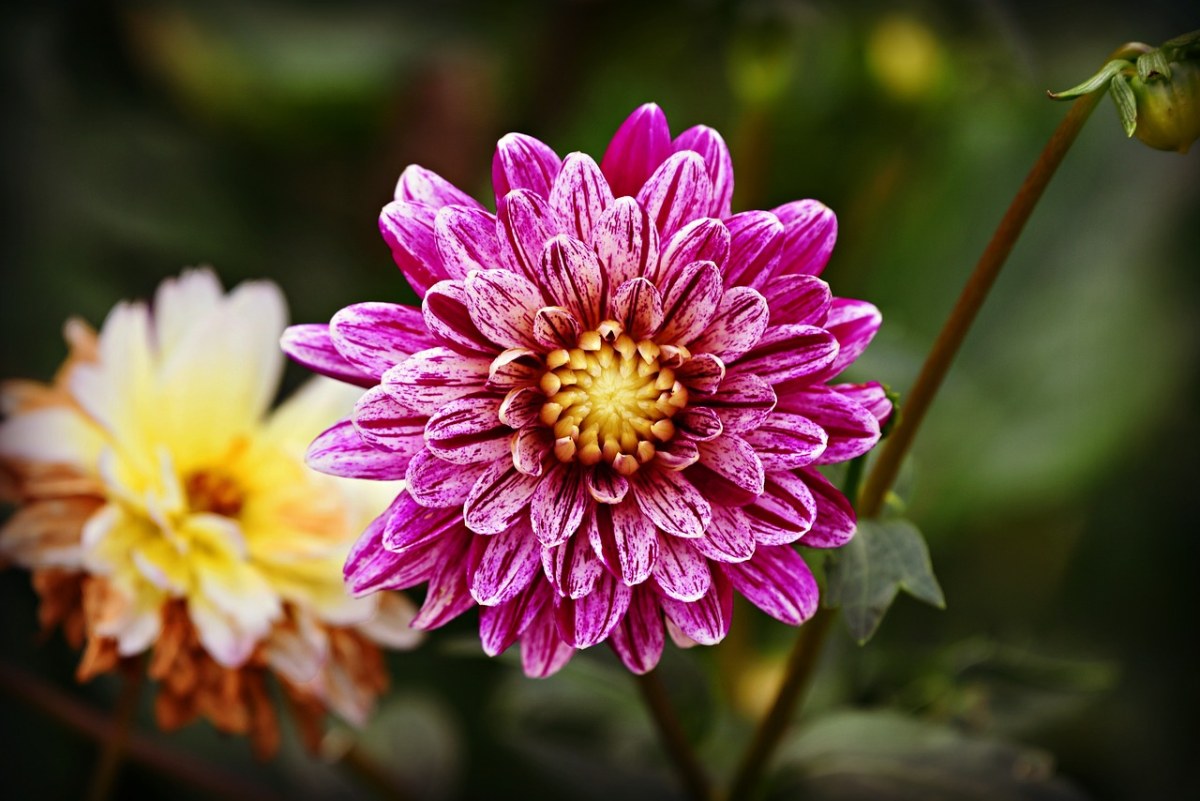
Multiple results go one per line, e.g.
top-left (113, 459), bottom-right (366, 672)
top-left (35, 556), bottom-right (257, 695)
top-left (538, 321), bottom-right (688, 475)
top-left (184, 469), bottom-right (245, 517)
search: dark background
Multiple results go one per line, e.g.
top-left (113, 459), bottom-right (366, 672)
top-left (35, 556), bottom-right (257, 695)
top-left (1, 1), bottom-right (1197, 799)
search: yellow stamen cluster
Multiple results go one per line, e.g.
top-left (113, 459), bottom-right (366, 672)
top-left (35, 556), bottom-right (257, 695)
top-left (184, 470), bottom-right (245, 518)
top-left (539, 320), bottom-right (688, 475)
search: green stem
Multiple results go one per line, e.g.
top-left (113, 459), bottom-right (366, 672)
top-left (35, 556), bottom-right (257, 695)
top-left (724, 42), bottom-right (1152, 801)
top-left (857, 41), bottom-right (1150, 519)
top-left (725, 608), bottom-right (834, 801)
top-left (633, 669), bottom-right (712, 801)
top-left (85, 656), bottom-right (144, 801)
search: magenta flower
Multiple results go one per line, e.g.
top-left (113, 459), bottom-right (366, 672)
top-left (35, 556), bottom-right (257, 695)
top-left (283, 104), bottom-right (890, 677)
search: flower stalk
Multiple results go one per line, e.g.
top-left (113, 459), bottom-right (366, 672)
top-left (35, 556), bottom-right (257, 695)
top-left (725, 40), bottom-right (1153, 801)
top-left (633, 670), bottom-right (713, 801)
top-left (85, 656), bottom-right (144, 801)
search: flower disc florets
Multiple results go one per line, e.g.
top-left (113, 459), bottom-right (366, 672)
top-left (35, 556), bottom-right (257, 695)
top-left (284, 103), bottom-right (893, 678)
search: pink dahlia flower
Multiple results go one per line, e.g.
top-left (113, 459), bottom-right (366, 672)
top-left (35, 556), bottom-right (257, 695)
top-left (284, 104), bottom-right (890, 677)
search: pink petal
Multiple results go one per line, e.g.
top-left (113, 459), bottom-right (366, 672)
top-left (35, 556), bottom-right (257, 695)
top-left (280, 324), bottom-right (375, 387)
top-left (307, 419), bottom-right (413, 480)
top-left (539, 235), bottom-right (606, 329)
top-left (487, 348), bottom-right (544, 391)
top-left (653, 536), bottom-right (712, 601)
top-left (600, 103), bottom-right (672, 198)
top-left (530, 461), bottom-right (589, 547)
top-left (659, 569), bottom-right (732, 646)
top-left (352, 386), bottom-right (426, 452)
top-left (492, 133), bottom-right (562, 207)
top-left (831, 381), bottom-right (893, 428)
top-left (468, 518), bottom-right (542, 605)
top-left (554, 570), bottom-right (631, 648)
top-left (405, 448), bottom-right (490, 508)
top-left (775, 385), bottom-right (880, 464)
top-left (422, 280), bottom-right (496, 355)
top-left (653, 438), bottom-right (700, 471)
top-left (631, 467), bottom-right (711, 538)
top-left (394, 164), bottom-right (482, 210)
top-left (532, 306), bottom-right (582, 350)
top-left (636, 151), bottom-right (713, 244)
top-left (760, 274), bottom-right (832, 326)
top-left (686, 435), bottom-right (765, 507)
top-left (722, 211), bottom-right (784, 288)
top-left (542, 533), bottom-right (604, 599)
top-left (608, 586), bottom-right (664, 674)
top-left (550, 152), bottom-right (614, 242)
top-left (675, 353), bottom-right (725, 394)
top-left (590, 499), bottom-right (658, 586)
top-left (731, 324), bottom-right (839, 385)
top-left (722, 544), bottom-right (818, 625)
top-left (676, 406), bottom-right (724, 441)
top-left (742, 411), bottom-right (828, 470)
top-left (424, 395), bottom-right (512, 465)
top-left (586, 467), bottom-right (630, 504)
top-left (591, 196), bottom-right (659, 289)
top-left (608, 278), bottom-right (664, 339)
top-left (744, 470), bottom-right (817, 545)
top-left (656, 217), bottom-right (730, 287)
top-left (480, 579), bottom-right (549, 656)
top-left (700, 374), bottom-right (777, 434)
top-left (344, 495), bottom-right (441, 594)
top-left (520, 602), bottom-right (575, 678)
top-left (435, 205), bottom-right (505, 279)
top-left (798, 466), bottom-right (856, 548)
top-left (330, 302), bottom-right (435, 378)
top-left (693, 505), bottom-right (756, 563)
top-left (464, 458), bottom-right (541, 534)
top-left (673, 125), bottom-right (734, 219)
top-left (496, 188), bottom-right (557, 282)
top-left (381, 347), bottom-right (491, 415)
top-left (379, 200), bottom-right (445, 298)
top-left (513, 426), bottom-right (553, 476)
top-left (821, 298), bottom-right (882, 378)
top-left (498, 386), bottom-right (543, 428)
top-left (690, 286), bottom-right (769, 361)
top-left (771, 199), bottom-right (838, 280)
top-left (464, 268), bottom-right (545, 350)
top-left (411, 533), bottom-right (475, 630)
top-left (657, 260), bottom-right (723, 346)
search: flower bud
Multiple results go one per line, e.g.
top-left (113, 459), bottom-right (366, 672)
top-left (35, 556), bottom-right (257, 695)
top-left (1127, 58), bottom-right (1200, 153)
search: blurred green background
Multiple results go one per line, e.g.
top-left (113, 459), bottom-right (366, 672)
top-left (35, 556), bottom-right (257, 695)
top-left (1, 1), bottom-right (1197, 799)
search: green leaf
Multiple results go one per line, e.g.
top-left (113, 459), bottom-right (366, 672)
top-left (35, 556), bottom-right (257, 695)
top-left (1109, 74), bottom-right (1138, 137)
top-left (1136, 49), bottom-right (1172, 82)
top-left (772, 710), bottom-right (1091, 801)
top-left (1047, 59), bottom-right (1129, 100)
top-left (824, 518), bottom-right (945, 644)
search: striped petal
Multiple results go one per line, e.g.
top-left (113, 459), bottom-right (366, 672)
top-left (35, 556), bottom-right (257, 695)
top-left (775, 385), bottom-right (880, 464)
top-left (542, 532), bottom-right (604, 599)
top-left (743, 470), bottom-right (817, 545)
top-left (742, 411), bottom-right (828, 470)
top-left (394, 164), bottom-right (482, 209)
top-left (676, 353), bottom-right (725, 394)
top-left (690, 286), bottom-right (769, 361)
top-left (352, 385), bottom-right (426, 452)
top-left (465, 268), bottom-right (544, 350)
top-left (435, 205), bottom-right (505, 279)
top-left (307, 419), bottom-right (413, 480)
top-left (591, 196), bottom-right (659, 289)
top-left (380, 494), bottom-right (461, 554)
top-left (653, 536), bottom-right (711, 601)
top-left (701, 373), bottom-right (777, 434)
top-left (381, 347), bottom-right (491, 415)
top-left (411, 536), bottom-right (475, 630)
top-left (330, 302), bottom-right (434, 377)
top-left (554, 570), bottom-right (631, 648)
top-left (673, 124), bottom-right (734, 219)
top-left (280, 324), bottom-right (375, 387)
top-left (493, 133), bottom-right (561, 206)
top-left (521, 603), bottom-right (575, 677)
top-left (530, 461), bottom-right (589, 547)
top-left (822, 298), bottom-right (882, 378)
top-left (660, 569), bottom-right (732, 646)
top-left (468, 519), bottom-right (542, 606)
top-left (422, 280), bottom-right (496, 355)
top-left (686, 435), bottom-right (765, 507)
top-left (405, 448), bottom-right (490, 508)
top-left (657, 260), bottom-right (723, 345)
top-left (761, 274), bottom-right (832, 326)
top-left (771, 199), bottom-right (838, 280)
top-left (732, 324), bottom-right (839, 384)
top-left (424, 395), bottom-right (512, 465)
top-left (609, 278), bottom-right (664, 340)
top-left (637, 151), bottom-right (713, 244)
top-left (589, 499), bottom-right (658, 586)
top-left (464, 458), bottom-right (541, 534)
top-left (657, 217), bottom-right (730, 287)
top-left (631, 467), bottom-right (711, 538)
top-left (692, 505), bottom-right (756, 563)
top-left (480, 579), bottom-right (549, 656)
top-left (532, 306), bottom-right (582, 350)
top-left (608, 586), bottom-right (664, 674)
top-left (497, 188), bottom-right (558, 281)
top-left (600, 103), bottom-right (672, 198)
top-left (799, 466), bottom-right (856, 548)
top-left (550, 152), bottom-right (614, 242)
top-left (722, 544), bottom-right (818, 625)
top-left (539, 235), bottom-right (606, 329)
top-left (722, 211), bottom-right (784, 288)
top-left (379, 200), bottom-right (444, 298)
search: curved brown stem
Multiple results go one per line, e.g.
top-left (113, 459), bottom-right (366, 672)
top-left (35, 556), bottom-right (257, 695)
top-left (634, 669), bottom-right (713, 801)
